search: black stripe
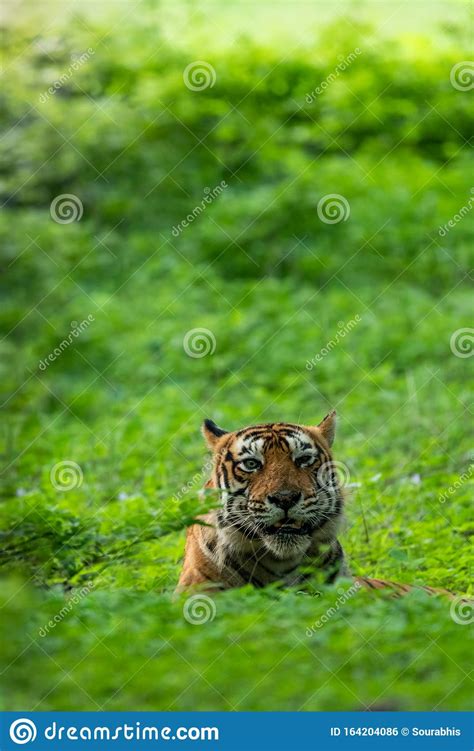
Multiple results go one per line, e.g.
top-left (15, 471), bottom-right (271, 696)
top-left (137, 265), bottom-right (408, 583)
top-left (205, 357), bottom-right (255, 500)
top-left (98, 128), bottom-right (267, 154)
top-left (205, 538), bottom-right (216, 553)
top-left (320, 543), bottom-right (340, 567)
top-left (224, 494), bottom-right (237, 511)
top-left (363, 578), bottom-right (378, 590)
top-left (220, 462), bottom-right (230, 489)
top-left (235, 427), bottom-right (269, 439)
top-left (276, 435), bottom-right (291, 452)
top-left (322, 541), bottom-right (345, 583)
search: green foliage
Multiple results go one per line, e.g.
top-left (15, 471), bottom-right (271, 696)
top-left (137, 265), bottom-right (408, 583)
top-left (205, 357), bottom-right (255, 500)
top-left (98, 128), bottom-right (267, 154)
top-left (1, 582), bottom-right (471, 711)
top-left (0, 1), bottom-right (472, 712)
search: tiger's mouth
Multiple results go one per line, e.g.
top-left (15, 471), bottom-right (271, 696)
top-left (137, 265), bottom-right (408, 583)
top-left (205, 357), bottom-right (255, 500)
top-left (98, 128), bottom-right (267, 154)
top-left (264, 519), bottom-right (312, 536)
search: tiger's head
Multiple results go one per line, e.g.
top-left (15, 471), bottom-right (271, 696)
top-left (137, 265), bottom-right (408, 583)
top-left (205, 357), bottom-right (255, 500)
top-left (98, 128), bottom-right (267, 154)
top-left (202, 412), bottom-right (344, 559)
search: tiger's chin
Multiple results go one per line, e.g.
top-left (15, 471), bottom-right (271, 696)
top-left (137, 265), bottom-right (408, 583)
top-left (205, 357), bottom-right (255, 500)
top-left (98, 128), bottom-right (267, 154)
top-left (261, 528), bottom-right (313, 559)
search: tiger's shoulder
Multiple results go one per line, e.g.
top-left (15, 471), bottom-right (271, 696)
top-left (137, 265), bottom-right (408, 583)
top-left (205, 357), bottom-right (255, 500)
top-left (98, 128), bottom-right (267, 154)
top-left (176, 513), bottom-right (223, 593)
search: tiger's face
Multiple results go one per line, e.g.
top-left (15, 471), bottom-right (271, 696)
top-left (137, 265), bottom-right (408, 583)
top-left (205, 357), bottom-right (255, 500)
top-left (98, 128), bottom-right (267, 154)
top-left (202, 411), bottom-right (344, 559)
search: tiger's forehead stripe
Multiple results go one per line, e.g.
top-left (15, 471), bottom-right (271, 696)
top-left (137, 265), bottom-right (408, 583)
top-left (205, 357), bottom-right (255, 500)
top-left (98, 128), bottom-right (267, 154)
top-left (234, 422), bottom-right (305, 437)
top-left (233, 427), bottom-right (317, 457)
top-left (234, 434), bottom-right (267, 456)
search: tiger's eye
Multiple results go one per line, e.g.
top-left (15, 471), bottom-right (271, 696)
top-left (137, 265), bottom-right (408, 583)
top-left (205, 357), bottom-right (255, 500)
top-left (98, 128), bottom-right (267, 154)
top-left (241, 458), bottom-right (262, 471)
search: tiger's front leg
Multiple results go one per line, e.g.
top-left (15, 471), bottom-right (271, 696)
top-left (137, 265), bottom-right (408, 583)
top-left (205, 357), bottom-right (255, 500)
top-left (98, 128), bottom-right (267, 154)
top-left (175, 520), bottom-right (227, 594)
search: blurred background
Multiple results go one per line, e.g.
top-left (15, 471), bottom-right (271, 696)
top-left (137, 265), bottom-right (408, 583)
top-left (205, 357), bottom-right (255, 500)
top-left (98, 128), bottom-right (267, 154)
top-left (0, 0), bottom-right (472, 712)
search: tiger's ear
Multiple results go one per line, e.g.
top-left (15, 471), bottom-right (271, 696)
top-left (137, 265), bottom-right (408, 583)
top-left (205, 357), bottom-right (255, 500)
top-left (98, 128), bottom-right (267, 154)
top-left (317, 409), bottom-right (336, 447)
top-left (202, 419), bottom-right (228, 449)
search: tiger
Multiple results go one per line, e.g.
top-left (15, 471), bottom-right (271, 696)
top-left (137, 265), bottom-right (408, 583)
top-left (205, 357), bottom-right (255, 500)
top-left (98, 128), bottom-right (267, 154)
top-left (176, 412), bottom-right (457, 600)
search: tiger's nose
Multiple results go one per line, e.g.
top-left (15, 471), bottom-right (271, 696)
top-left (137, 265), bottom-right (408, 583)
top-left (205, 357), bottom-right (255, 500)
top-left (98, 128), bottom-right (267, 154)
top-left (268, 491), bottom-right (301, 511)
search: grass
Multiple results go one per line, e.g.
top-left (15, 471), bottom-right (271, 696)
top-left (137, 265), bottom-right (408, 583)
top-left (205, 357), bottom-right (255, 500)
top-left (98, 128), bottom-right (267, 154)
top-left (0, 0), bottom-right (472, 712)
